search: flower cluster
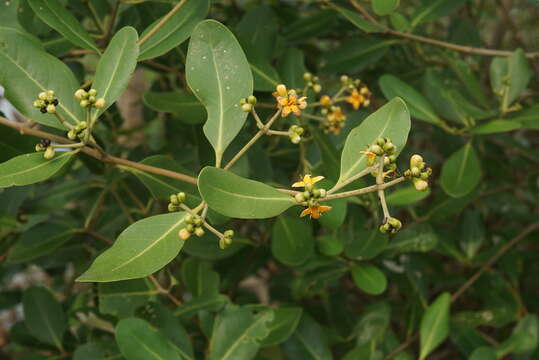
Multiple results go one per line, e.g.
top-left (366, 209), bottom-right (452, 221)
top-left (75, 88), bottom-right (105, 109)
top-left (167, 192), bottom-right (186, 212)
top-left (178, 214), bottom-right (205, 240)
top-left (240, 95), bottom-right (257, 112)
top-left (288, 125), bottom-right (304, 144)
top-left (273, 84), bottom-right (307, 117)
top-left (404, 155), bottom-right (432, 191)
top-left (343, 76), bottom-right (371, 110)
top-left (67, 121), bottom-right (89, 141)
top-left (363, 137), bottom-right (398, 177)
top-left (219, 230), bottom-right (234, 249)
top-left (322, 106), bottom-right (346, 134)
top-left (303, 72), bottom-right (322, 93)
top-left (34, 139), bottom-right (55, 159)
top-left (33, 90), bottom-right (58, 114)
top-left (379, 217), bottom-right (402, 234)
top-left (292, 175), bottom-right (331, 219)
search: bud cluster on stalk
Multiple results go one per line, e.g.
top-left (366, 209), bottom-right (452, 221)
top-left (303, 72), bottom-right (322, 93)
top-left (379, 217), bottom-right (402, 234)
top-left (33, 90), bottom-right (58, 114)
top-left (288, 125), bottom-right (304, 144)
top-left (35, 139), bottom-right (55, 159)
top-left (75, 88), bottom-right (105, 109)
top-left (403, 154), bottom-right (432, 191)
top-left (294, 181), bottom-right (327, 207)
top-left (367, 137), bottom-right (398, 177)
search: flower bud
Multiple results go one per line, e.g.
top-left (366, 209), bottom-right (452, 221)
top-left (247, 95), bottom-right (257, 105)
top-left (194, 217), bottom-right (203, 227)
top-left (186, 224), bottom-right (194, 233)
top-left (88, 89), bottom-right (97, 97)
top-left (80, 100), bottom-right (89, 108)
top-left (38, 92), bottom-right (47, 101)
top-left (74, 89), bottom-right (87, 100)
top-left (379, 223), bottom-right (390, 233)
top-left (303, 72), bottom-right (312, 81)
top-left (184, 214), bottom-right (194, 224)
top-left (290, 133), bottom-right (301, 144)
top-left (276, 84), bottom-right (287, 97)
top-left (388, 155), bottom-right (397, 163)
top-left (67, 130), bottom-right (77, 140)
top-left (46, 90), bottom-right (55, 97)
top-left (420, 172), bottom-right (429, 180)
top-left (295, 126), bottom-right (304, 135)
top-left (179, 228), bottom-right (191, 241)
top-left (340, 75), bottom-right (349, 84)
top-left (239, 98), bottom-right (246, 105)
top-left (369, 144), bottom-right (383, 156)
top-left (312, 189), bottom-right (321, 198)
top-left (88, 95), bottom-right (96, 104)
top-left (46, 104), bottom-right (56, 114)
top-left (35, 144), bottom-right (44, 152)
top-left (33, 100), bottom-right (43, 108)
top-left (319, 189), bottom-right (326, 198)
top-left (303, 191), bottom-right (310, 199)
top-left (320, 95), bottom-right (332, 107)
top-left (295, 192), bottom-right (305, 203)
top-left (224, 230), bottom-right (234, 238)
top-left (94, 98), bottom-right (106, 109)
top-left (384, 156), bottom-right (390, 166)
top-left (177, 192), bottom-right (186, 202)
top-left (241, 103), bottom-right (253, 112)
top-left (305, 183), bottom-right (314, 192)
top-left (388, 217), bottom-right (402, 230)
top-left (410, 154), bottom-right (423, 168)
top-left (307, 198), bottom-right (317, 207)
top-left (413, 178), bottom-right (429, 191)
top-left (313, 84), bottom-right (322, 93)
top-left (168, 203), bottom-right (177, 212)
top-left (43, 146), bottom-right (55, 160)
top-left (194, 227), bottom-right (205, 237)
top-left (383, 142), bottom-right (395, 154)
top-left (321, 108), bottom-right (328, 115)
top-left (411, 167), bottom-right (420, 177)
top-left (170, 194), bottom-right (179, 205)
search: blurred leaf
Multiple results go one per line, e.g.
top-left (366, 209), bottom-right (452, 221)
top-left (510, 103), bottom-right (539, 129)
top-left (458, 209), bottom-right (485, 259)
top-left (351, 264), bottom-right (387, 295)
top-left (389, 12), bottom-right (410, 31)
top-left (183, 234), bottom-right (246, 260)
top-left (236, 5), bottom-right (278, 60)
top-left (181, 258), bottom-right (220, 297)
top-left (419, 292), bottom-right (451, 360)
top-left (333, 5), bottom-right (384, 32)
top-left (98, 279), bottom-right (157, 319)
top-left (77, 212), bottom-right (187, 282)
top-left (469, 347), bottom-right (497, 360)
top-left (73, 343), bottom-right (106, 360)
top-left (271, 215), bottom-right (314, 266)
top-left (386, 223), bottom-right (438, 254)
top-left (261, 307), bottom-right (303, 346)
top-left (498, 314), bottom-right (538, 356)
top-left (440, 142), bottom-right (481, 198)
top-left (447, 58), bottom-right (488, 108)
top-left (0, 127), bottom-right (36, 162)
top-left (277, 48), bottom-right (307, 90)
top-left (356, 302), bottom-right (391, 346)
top-left (238, 36), bottom-right (281, 91)
top-left (345, 229), bottom-right (388, 259)
top-left (286, 10), bottom-right (340, 41)
top-left (282, 314), bottom-right (332, 360)
top-left (143, 91), bottom-right (206, 124)
top-left (321, 39), bottom-right (397, 73)
top-left (186, 20), bottom-right (253, 165)
top-left (317, 234), bottom-right (344, 257)
top-left (372, 0), bottom-right (400, 15)
top-left (470, 119), bottom-right (521, 134)
top-left (411, 0), bottom-right (468, 27)
top-left (175, 294), bottom-right (228, 319)
top-left (490, 49), bottom-right (532, 111)
top-left (386, 186), bottom-right (430, 206)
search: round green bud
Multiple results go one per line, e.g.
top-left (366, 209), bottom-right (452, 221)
top-left (186, 224), bottom-right (194, 233)
top-left (46, 90), bottom-right (55, 97)
top-left (94, 98), bottom-right (106, 109)
top-left (179, 228), bottom-right (191, 240)
top-left (88, 96), bottom-right (96, 104)
top-left (410, 154), bottom-right (423, 168)
top-left (313, 84), bottom-right (322, 93)
top-left (388, 155), bottom-right (397, 163)
top-left (420, 172), bottom-right (429, 180)
top-left (319, 189), bottom-right (326, 198)
top-left (177, 192), bottom-right (186, 202)
top-left (307, 198), bottom-right (317, 207)
top-left (77, 121), bottom-right (88, 130)
top-left (224, 230), bottom-right (234, 238)
top-left (303, 191), bottom-right (310, 199)
top-left (88, 89), bottom-right (97, 97)
top-left (388, 217), bottom-right (402, 229)
top-left (168, 203), bottom-right (177, 212)
top-left (403, 169), bottom-right (412, 178)
top-left (384, 156), bottom-right (390, 166)
top-left (340, 75), bottom-right (349, 84)
top-left (303, 72), bottom-right (312, 81)
top-left (170, 194), bottom-right (179, 205)
top-left (43, 146), bottom-right (55, 160)
top-left (295, 126), bottom-right (304, 135)
top-left (38, 92), bottom-right (47, 101)
top-left (225, 236), bottom-right (233, 245)
top-left (46, 104), bottom-right (56, 114)
top-left (388, 163), bottom-right (397, 171)
top-left (413, 178), bottom-right (429, 191)
top-left (35, 144), bottom-right (43, 152)
top-left (194, 217), bottom-right (203, 227)
top-left (376, 137), bottom-right (385, 146)
top-left (239, 98), bottom-right (246, 105)
top-left (67, 130), bottom-right (77, 140)
top-left (184, 214), bottom-right (194, 224)
top-left (411, 167), bottom-right (420, 177)
top-left (290, 133), bottom-right (301, 144)
top-left (295, 192), bottom-right (305, 203)
top-left (312, 189), bottom-right (321, 198)
top-left (247, 95), bottom-right (257, 105)
top-left (80, 100), bottom-right (89, 108)
top-left (383, 142), bottom-right (395, 154)
top-left (241, 103), bottom-right (253, 112)
top-left (33, 100), bottom-right (43, 108)
top-left (74, 89), bottom-right (87, 100)
top-left (304, 183), bottom-right (314, 192)
top-left (379, 223), bottom-right (389, 233)
top-left (369, 144), bottom-right (384, 156)
top-left (313, 76), bottom-right (319, 82)
top-left (194, 227), bottom-right (205, 237)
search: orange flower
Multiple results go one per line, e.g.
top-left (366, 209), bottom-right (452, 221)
top-left (300, 204), bottom-right (332, 219)
top-left (320, 95), bottom-right (332, 107)
top-left (346, 89), bottom-right (364, 110)
top-left (273, 84), bottom-right (307, 117)
top-left (292, 174), bottom-right (324, 188)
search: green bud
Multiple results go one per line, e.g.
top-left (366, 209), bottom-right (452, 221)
top-left (239, 98), bottom-right (246, 105)
top-left (179, 228), bottom-right (191, 240)
top-left (46, 90), bottom-right (55, 97)
top-left (303, 191), bottom-right (310, 199)
top-left (46, 104), bottom-right (56, 114)
top-left (219, 237), bottom-right (227, 249)
top-left (383, 142), bottom-right (395, 154)
top-left (388, 163), bottom-right (397, 171)
top-left (303, 72), bottom-right (312, 81)
top-left (305, 183), bottom-right (314, 192)
top-left (321, 108), bottom-right (328, 115)
top-left (308, 198), bottom-right (317, 207)
top-left (340, 75), bottom-right (349, 84)
top-left (295, 192), bottom-right (305, 203)
top-left (88, 89), bottom-right (97, 97)
top-left (369, 144), bottom-right (384, 156)
top-left (38, 92), bottom-right (47, 101)
top-left (384, 156), bottom-right (390, 166)
top-left (67, 130), bottom-right (77, 140)
top-left (43, 146), bottom-right (55, 160)
top-left (33, 100), bottom-right (43, 108)
top-left (170, 194), bottom-right (179, 205)
top-left (80, 100), bottom-right (89, 108)
top-left (241, 103), bottom-right (253, 112)
top-left (410, 154), bottom-right (423, 168)
top-left (420, 172), bottom-right (429, 180)
top-left (194, 217), bottom-right (203, 227)
top-left (388, 155), bottom-right (397, 163)
top-left (186, 224), bottom-right (194, 233)
top-left (319, 189), bottom-right (327, 198)
top-left (168, 203), bottom-right (177, 212)
top-left (184, 214), bottom-right (194, 224)
top-left (295, 126), bottom-right (304, 135)
top-left (177, 192), bottom-right (186, 202)
top-left (290, 133), bottom-right (301, 144)
top-left (194, 227), bottom-right (205, 237)
top-left (247, 95), bottom-right (257, 105)
top-left (224, 230), bottom-right (234, 238)
top-left (88, 95), bottom-right (96, 104)
top-left (403, 169), bottom-right (412, 178)
top-left (411, 167), bottom-right (421, 177)
top-left (313, 84), bottom-right (322, 93)
top-left (74, 89), bottom-right (87, 100)
top-left (379, 223), bottom-right (390, 233)
top-left (312, 189), bottom-right (321, 198)
top-left (35, 144), bottom-right (43, 152)
top-left (413, 178), bottom-right (429, 191)
top-left (376, 137), bottom-right (385, 146)
top-left (94, 98), bottom-right (106, 109)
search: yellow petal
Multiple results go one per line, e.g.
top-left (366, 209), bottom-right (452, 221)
top-left (319, 205), bottom-right (332, 213)
top-left (311, 176), bottom-right (325, 184)
top-left (292, 181), bottom-right (306, 188)
top-left (282, 106), bottom-right (291, 117)
top-left (300, 208), bottom-right (312, 217)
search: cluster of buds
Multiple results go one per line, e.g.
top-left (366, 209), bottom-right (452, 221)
top-left (292, 175), bottom-right (332, 219)
top-left (404, 155), bottom-right (432, 191)
top-left (273, 84), bottom-right (307, 117)
top-left (239, 95), bottom-right (257, 112)
top-left (321, 106), bottom-right (347, 134)
top-left (288, 125), bottom-right (304, 144)
top-left (379, 217), bottom-right (402, 234)
top-left (33, 90), bottom-right (58, 114)
top-left (303, 72), bottom-right (322, 93)
top-left (341, 76), bottom-right (371, 110)
top-left (35, 139), bottom-right (55, 159)
top-left (219, 230), bottom-right (234, 249)
top-left (67, 121), bottom-right (88, 141)
top-left (167, 192), bottom-right (186, 212)
top-left (178, 214), bottom-right (205, 240)
top-left (74, 88), bottom-right (105, 109)
top-left (363, 138), bottom-right (398, 176)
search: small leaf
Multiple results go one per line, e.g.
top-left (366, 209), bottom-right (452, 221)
top-left (411, 0), bottom-right (467, 27)
top-left (333, 5), bottom-right (384, 32)
top-left (0, 152), bottom-right (75, 189)
top-left (92, 27), bottom-right (139, 117)
top-left (116, 318), bottom-right (181, 360)
top-left (277, 48), bottom-right (307, 89)
top-left (98, 279), bottom-right (158, 319)
top-left (138, 0), bottom-right (209, 61)
top-left (351, 264), bottom-right (387, 295)
top-left (372, 0), bottom-right (400, 15)
top-left (143, 91), bottom-right (206, 124)
top-left (440, 143), bottom-right (481, 198)
top-left (470, 119), bottom-right (521, 134)
top-left (282, 314), bottom-right (332, 360)
top-left (386, 186), bottom-right (431, 206)
top-left (28, 0), bottom-right (100, 53)
top-left (209, 305), bottom-right (274, 360)
top-left (22, 286), bottom-right (66, 350)
top-left (271, 215), bottom-right (314, 266)
top-left (458, 209), bottom-right (485, 259)
top-left (262, 307), bottom-right (303, 346)
top-left (490, 49), bottom-right (532, 111)
top-left (419, 292), bottom-right (451, 360)
top-left (77, 212), bottom-right (187, 282)
top-left (186, 20), bottom-right (253, 165)
top-left (181, 258), bottom-right (220, 297)
top-left (386, 223), bottom-right (438, 254)
top-left (379, 74), bottom-right (441, 125)
top-left (469, 347), bottom-right (497, 360)
top-left (198, 167), bottom-right (295, 219)
top-left (338, 97), bottom-right (410, 185)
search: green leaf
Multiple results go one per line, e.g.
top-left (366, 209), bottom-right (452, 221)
top-left (138, 0), bottom-right (209, 61)
top-left (470, 119), bottom-right (521, 134)
top-left (321, 39), bottom-right (397, 73)
top-left (77, 212), bottom-right (187, 282)
top-left (181, 258), bottom-right (220, 297)
top-left (469, 347), bottom-right (497, 360)
top-left (8, 223), bottom-right (75, 263)
top-left (411, 0), bottom-right (467, 27)
top-left (277, 48), bottom-right (307, 90)
top-left (271, 215), bottom-right (314, 266)
top-left (440, 143), bottom-right (481, 198)
top-left (186, 20), bottom-right (253, 165)
top-left (92, 27), bottom-right (139, 118)
top-left (262, 307), bottom-right (303, 346)
top-left (198, 167), bottom-right (295, 219)
top-left (419, 292), bottom-right (451, 360)
top-left (116, 318), bottom-right (182, 360)
top-left (386, 223), bottom-right (439, 254)
top-left (98, 279), bottom-right (158, 319)
top-left (0, 151), bottom-right (75, 189)
top-left (338, 97), bottom-right (410, 184)
top-left (238, 36), bottom-right (281, 91)
top-left (490, 49), bottom-right (532, 111)
top-left (458, 209), bottom-right (485, 260)
top-left (28, 0), bottom-right (100, 53)
top-left (351, 264), bottom-right (387, 295)
top-left (318, 234), bottom-right (344, 257)
top-left (282, 314), bottom-right (332, 360)
top-left (0, 126), bottom-right (36, 162)
top-left (333, 5), bottom-right (384, 32)
top-left (345, 229), bottom-right (388, 260)
top-left (379, 74), bottom-right (442, 125)
top-left (498, 314), bottom-right (538, 355)
top-left (143, 91), bottom-right (206, 124)
top-left (174, 294), bottom-right (229, 319)
top-left (236, 5), bottom-right (278, 60)
top-left (209, 305), bottom-right (274, 360)
top-left (447, 58), bottom-right (489, 108)
top-left (73, 343), bottom-right (106, 360)
top-left (0, 32), bottom-right (85, 129)
top-left (22, 286), bottom-right (66, 350)
top-left (372, 0), bottom-right (400, 15)
top-left (386, 186), bottom-right (431, 206)
top-left (510, 103), bottom-right (539, 130)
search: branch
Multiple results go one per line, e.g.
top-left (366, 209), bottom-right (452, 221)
top-left (0, 116), bottom-right (198, 185)
top-left (138, 0), bottom-right (189, 46)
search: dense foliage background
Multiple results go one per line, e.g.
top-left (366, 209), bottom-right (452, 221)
top-left (0, 0), bottom-right (538, 359)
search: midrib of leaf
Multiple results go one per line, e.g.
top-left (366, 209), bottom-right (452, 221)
top-left (220, 312), bottom-right (270, 360)
top-left (205, 182), bottom-right (293, 203)
top-left (420, 301), bottom-right (447, 360)
top-left (140, 8), bottom-right (191, 56)
top-left (209, 31), bottom-right (225, 160)
top-left (294, 330), bottom-right (324, 360)
top-left (35, 298), bottom-right (62, 350)
top-left (174, 296), bottom-right (225, 316)
top-left (0, 152), bottom-right (72, 184)
top-left (110, 215), bottom-right (184, 273)
top-left (411, 0), bottom-right (445, 27)
top-left (250, 63), bottom-right (278, 86)
top-left (455, 144), bottom-right (471, 187)
top-left (100, 289), bottom-right (161, 297)
top-left (40, 1), bottom-right (98, 52)
top-left (0, 52), bottom-right (80, 124)
top-left (132, 332), bottom-right (167, 360)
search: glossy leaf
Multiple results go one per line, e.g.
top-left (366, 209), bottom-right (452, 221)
top-left (469, 347), bottom-right (497, 360)
top-left (22, 286), bottom-right (66, 350)
top-left (373, 0), bottom-right (400, 15)
top-left (261, 307), bottom-right (303, 346)
top-left (98, 279), bottom-right (158, 319)
top-left (186, 20), bottom-right (253, 165)
top-left (386, 223), bottom-right (439, 254)
top-left (440, 143), bottom-right (481, 198)
top-left (116, 318), bottom-right (181, 360)
top-left (0, 32), bottom-right (85, 128)
top-left (470, 119), bottom-right (521, 134)
top-left (282, 314), bottom-right (332, 360)
top-left (181, 258), bottom-right (220, 297)
top-left (490, 49), bottom-right (532, 111)
top-left (138, 0), bottom-right (209, 61)
top-left (198, 167), bottom-right (295, 219)
top-left (271, 215), bottom-right (314, 266)
top-left (8, 223), bottom-right (74, 263)
top-left (419, 292), bottom-right (451, 360)
top-left (77, 212), bottom-right (187, 282)
top-left (28, 0), bottom-right (100, 53)
top-left (338, 97), bottom-right (410, 184)
top-left (351, 264), bottom-right (387, 295)
top-left (92, 27), bottom-right (139, 117)
top-left (143, 91), bottom-right (206, 124)
top-left (386, 186), bottom-right (431, 206)
top-left (277, 48), bottom-right (307, 89)
top-left (0, 152), bottom-right (75, 189)
top-left (379, 74), bottom-right (441, 125)
top-left (458, 209), bottom-right (485, 260)
top-left (334, 5), bottom-right (384, 32)
top-left (411, 0), bottom-right (467, 27)
top-left (345, 229), bottom-right (388, 260)
top-left (209, 305), bottom-right (274, 360)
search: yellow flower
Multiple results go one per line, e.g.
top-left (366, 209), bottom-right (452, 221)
top-left (292, 174), bottom-right (324, 188)
top-left (300, 204), bottom-right (332, 219)
top-left (346, 86), bottom-right (371, 110)
top-left (273, 84), bottom-right (307, 117)
top-left (320, 95), bottom-right (332, 107)
top-left (323, 106), bottom-right (347, 134)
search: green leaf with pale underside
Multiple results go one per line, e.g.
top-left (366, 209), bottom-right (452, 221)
top-left (440, 142), bottom-right (481, 198)
top-left (419, 292), bottom-right (451, 360)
